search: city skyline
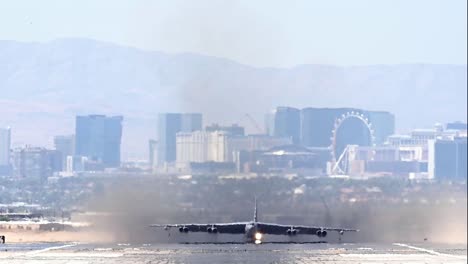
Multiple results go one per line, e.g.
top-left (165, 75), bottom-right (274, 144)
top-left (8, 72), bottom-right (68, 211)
top-left (1, 107), bottom-right (465, 160)
top-left (4, 108), bottom-right (465, 181)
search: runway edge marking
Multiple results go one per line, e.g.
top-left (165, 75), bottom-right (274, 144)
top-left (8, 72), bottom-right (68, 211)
top-left (25, 243), bottom-right (78, 256)
top-left (393, 243), bottom-right (467, 260)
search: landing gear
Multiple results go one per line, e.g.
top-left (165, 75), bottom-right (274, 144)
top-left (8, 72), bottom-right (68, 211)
top-left (338, 230), bottom-right (344, 243)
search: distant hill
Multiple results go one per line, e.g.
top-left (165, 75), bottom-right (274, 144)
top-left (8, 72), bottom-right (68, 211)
top-left (0, 38), bottom-right (466, 158)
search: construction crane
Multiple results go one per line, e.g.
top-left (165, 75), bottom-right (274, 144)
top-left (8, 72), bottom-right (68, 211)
top-left (244, 113), bottom-right (263, 134)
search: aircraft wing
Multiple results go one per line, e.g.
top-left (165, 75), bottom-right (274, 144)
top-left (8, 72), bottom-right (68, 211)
top-left (257, 222), bottom-right (358, 235)
top-left (150, 222), bottom-right (247, 234)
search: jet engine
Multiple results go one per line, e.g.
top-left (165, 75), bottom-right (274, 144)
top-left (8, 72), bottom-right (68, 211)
top-left (316, 229), bottom-right (327, 238)
top-left (179, 226), bottom-right (189, 233)
top-left (286, 228), bottom-right (298, 235)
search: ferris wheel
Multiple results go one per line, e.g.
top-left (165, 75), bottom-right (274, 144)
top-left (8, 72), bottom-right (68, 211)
top-left (329, 111), bottom-right (376, 175)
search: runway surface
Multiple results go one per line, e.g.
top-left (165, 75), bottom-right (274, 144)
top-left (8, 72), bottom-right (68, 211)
top-left (0, 242), bottom-right (465, 264)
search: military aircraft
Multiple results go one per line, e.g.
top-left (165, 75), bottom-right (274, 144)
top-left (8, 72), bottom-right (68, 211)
top-left (151, 198), bottom-right (358, 244)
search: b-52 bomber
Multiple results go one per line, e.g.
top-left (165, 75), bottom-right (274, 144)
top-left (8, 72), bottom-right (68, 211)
top-left (151, 198), bottom-right (358, 244)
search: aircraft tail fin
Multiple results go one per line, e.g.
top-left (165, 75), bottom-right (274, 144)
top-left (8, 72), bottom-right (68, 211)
top-left (254, 196), bottom-right (258, 222)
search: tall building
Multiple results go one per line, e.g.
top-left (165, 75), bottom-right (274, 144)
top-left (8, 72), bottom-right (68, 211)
top-left (181, 113), bottom-right (203, 132)
top-left (157, 113), bottom-right (202, 165)
top-left (75, 115), bottom-right (123, 168)
top-left (264, 112), bottom-right (275, 136)
top-left (429, 137), bottom-right (467, 180)
top-left (176, 131), bottom-right (228, 166)
top-left (148, 139), bottom-right (158, 168)
top-left (273, 107), bottom-right (301, 144)
top-left (366, 111), bottom-right (395, 145)
top-left (446, 121), bottom-right (467, 131)
top-left (54, 135), bottom-right (75, 170)
top-left (0, 127), bottom-right (11, 175)
top-left (300, 108), bottom-right (394, 149)
top-left (301, 107), bottom-right (358, 148)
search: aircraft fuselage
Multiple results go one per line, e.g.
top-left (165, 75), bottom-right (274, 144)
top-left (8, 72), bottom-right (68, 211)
top-left (245, 222), bottom-right (262, 244)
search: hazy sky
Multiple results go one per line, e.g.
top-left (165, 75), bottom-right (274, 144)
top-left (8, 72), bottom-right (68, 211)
top-left (1, 0), bottom-right (466, 67)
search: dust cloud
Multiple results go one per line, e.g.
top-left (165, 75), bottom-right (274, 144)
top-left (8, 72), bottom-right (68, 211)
top-left (322, 202), bottom-right (467, 244)
top-left (83, 178), bottom-right (178, 243)
top-left (83, 177), bottom-right (467, 245)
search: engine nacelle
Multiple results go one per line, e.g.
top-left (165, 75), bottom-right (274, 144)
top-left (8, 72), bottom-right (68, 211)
top-left (207, 227), bottom-right (218, 233)
top-left (179, 226), bottom-right (189, 233)
top-left (316, 230), bottom-right (327, 238)
top-left (286, 228), bottom-right (298, 236)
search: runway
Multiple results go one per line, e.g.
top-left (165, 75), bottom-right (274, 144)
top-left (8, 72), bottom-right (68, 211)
top-left (0, 242), bottom-right (465, 263)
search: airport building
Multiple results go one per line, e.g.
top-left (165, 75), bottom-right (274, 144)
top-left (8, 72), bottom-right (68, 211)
top-left (0, 127), bottom-right (11, 175)
top-left (157, 113), bottom-right (202, 166)
top-left (75, 115), bottom-right (123, 168)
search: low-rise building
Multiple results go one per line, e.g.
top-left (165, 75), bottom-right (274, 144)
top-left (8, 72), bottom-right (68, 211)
top-left (13, 147), bottom-right (61, 180)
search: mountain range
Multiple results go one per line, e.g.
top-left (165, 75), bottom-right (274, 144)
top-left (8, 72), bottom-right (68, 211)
top-left (0, 38), bottom-right (466, 158)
